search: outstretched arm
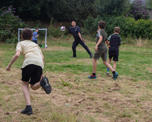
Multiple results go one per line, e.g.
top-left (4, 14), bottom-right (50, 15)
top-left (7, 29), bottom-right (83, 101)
top-left (6, 50), bottom-right (21, 71)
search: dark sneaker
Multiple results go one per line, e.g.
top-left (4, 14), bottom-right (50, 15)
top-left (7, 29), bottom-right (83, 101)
top-left (21, 106), bottom-right (33, 115)
top-left (88, 75), bottom-right (96, 79)
top-left (40, 76), bottom-right (52, 94)
top-left (113, 72), bottom-right (118, 80)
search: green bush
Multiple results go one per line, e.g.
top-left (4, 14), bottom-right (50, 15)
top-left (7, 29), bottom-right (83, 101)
top-left (83, 16), bottom-right (152, 39)
top-left (0, 7), bottom-right (26, 43)
top-left (48, 24), bottom-right (68, 38)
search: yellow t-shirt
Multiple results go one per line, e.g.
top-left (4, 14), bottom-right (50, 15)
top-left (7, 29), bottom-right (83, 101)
top-left (16, 40), bottom-right (44, 69)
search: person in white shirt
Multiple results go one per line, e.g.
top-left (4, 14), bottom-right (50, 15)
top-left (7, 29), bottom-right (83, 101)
top-left (6, 28), bottom-right (51, 115)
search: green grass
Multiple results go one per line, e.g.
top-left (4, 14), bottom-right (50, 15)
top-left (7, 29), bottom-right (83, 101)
top-left (0, 38), bottom-right (152, 122)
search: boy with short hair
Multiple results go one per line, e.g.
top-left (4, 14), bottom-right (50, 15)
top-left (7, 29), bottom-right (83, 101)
top-left (32, 28), bottom-right (39, 44)
top-left (107, 27), bottom-right (121, 74)
top-left (88, 21), bottom-right (118, 80)
top-left (6, 28), bottom-right (51, 115)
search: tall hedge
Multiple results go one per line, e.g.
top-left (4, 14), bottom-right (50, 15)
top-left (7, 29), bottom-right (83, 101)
top-left (83, 16), bottom-right (152, 39)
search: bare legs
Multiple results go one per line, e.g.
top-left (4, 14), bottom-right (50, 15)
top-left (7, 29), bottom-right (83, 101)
top-left (92, 58), bottom-right (115, 74)
top-left (108, 59), bottom-right (117, 71)
top-left (22, 80), bottom-right (41, 105)
top-left (22, 82), bottom-right (31, 105)
top-left (103, 61), bottom-right (115, 72)
top-left (92, 58), bottom-right (97, 73)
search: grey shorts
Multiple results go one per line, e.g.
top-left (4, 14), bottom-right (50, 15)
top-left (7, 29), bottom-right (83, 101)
top-left (94, 48), bottom-right (107, 61)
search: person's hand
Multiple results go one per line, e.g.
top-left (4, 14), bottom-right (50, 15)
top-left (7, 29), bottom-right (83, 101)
top-left (95, 45), bottom-right (98, 51)
top-left (81, 38), bottom-right (84, 42)
top-left (6, 66), bottom-right (11, 71)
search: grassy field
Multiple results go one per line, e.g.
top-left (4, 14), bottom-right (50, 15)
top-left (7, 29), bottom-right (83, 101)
top-left (0, 37), bottom-right (152, 122)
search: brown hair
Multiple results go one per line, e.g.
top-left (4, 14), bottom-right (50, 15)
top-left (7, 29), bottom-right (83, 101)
top-left (98, 20), bottom-right (106, 29)
top-left (114, 27), bottom-right (120, 33)
top-left (22, 28), bottom-right (33, 40)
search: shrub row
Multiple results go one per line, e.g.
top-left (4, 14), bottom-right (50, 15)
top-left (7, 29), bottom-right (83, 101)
top-left (0, 7), bottom-right (25, 43)
top-left (83, 16), bottom-right (152, 39)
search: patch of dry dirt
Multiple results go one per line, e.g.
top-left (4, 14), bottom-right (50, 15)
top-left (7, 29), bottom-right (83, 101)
top-left (1, 68), bottom-right (152, 122)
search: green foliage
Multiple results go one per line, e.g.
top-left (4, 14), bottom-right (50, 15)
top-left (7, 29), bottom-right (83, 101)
top-left (0, 7), bottom-right (25, 42)
top-left (48, 24), bottom-right (68, 38)
top-left (130, 0), bottom-right (149, 20)
top-left (96, 0), bottom-right (130, 16)
top-left (146, 0), bottom-right (152, 9)
top-left (0, 0), bottom-right (131, 22)
top-left (0, 0), bottom-right (96, 22)
top-left (83, 16), bottom-right (152, 39)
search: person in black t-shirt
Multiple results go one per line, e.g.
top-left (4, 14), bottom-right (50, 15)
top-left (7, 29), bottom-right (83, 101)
top-left (69, 21), bottom-right (92, 58)
top-left (106, 27), bottom-right (121, 74)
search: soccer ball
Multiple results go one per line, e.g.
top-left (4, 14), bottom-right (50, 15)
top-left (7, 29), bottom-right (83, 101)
top-left (60, 26), bottom-right (66, 31)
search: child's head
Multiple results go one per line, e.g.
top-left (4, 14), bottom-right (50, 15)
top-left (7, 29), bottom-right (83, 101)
top-left (35, 28), bottom-right (39, 32)
top-left (98, 20), bottom-right (106, 29)
top-left (114, 27), bottom-right (120, 34)
top-left (22, 28), bottom-right (33, 40)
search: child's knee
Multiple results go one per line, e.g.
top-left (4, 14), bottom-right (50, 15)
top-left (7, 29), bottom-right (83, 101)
top-left (31, 85), bottom-right (37, 90)
top-left (22, 81), bottom-right (29, 86)
top-left (93, 58), bottom-right (97, 63)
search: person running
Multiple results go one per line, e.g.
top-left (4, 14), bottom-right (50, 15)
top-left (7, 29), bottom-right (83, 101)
top-left (6, 28), bottom-right (51, 115)
top-left (88, 20), bottom-right (118, 80)
top-left (106, 27), bottom-right (121, 74)
top-left (32, 28), bottom-right (39, 44)
top-left (69, 21), bottom-right (92, 58)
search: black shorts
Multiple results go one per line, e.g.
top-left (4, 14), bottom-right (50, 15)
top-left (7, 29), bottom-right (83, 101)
top-left (22, 64), bottom-right (42, 85)
top-left (109, 47), bottom-right (119, 61)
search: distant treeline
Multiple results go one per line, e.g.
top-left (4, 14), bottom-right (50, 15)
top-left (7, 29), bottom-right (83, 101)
top-left (0, 0), bottom-right (132, 22)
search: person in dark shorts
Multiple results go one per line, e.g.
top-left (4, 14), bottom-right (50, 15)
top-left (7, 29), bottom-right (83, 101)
top-left (6, 28), bottom-right (51, 115)
top-left (88, 21), bottom-right (118, 80)
top-left (69, 21), bottom-right (92, 58)
top-left (106, 27), bottom-right (121, 74)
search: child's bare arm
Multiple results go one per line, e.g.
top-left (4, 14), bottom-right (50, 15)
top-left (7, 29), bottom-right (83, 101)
top-left (95, 36), bottom-right (103, 51)
top-left (6, 50), bottom-right (21, 71)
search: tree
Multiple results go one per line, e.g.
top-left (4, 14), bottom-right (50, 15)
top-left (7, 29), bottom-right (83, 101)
top-left (146, 0), bottom-right (152, 9)
top-left (130, 0), bottom-right (149, 20)
top-left (0, 0), bottom-right (96, 22)
top-left (96, 0), bottom-right (130, 16)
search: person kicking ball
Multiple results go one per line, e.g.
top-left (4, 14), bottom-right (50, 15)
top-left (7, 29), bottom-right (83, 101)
top-left (6, 28), bottom-right (51, 115)
top-left (88, 21), bottom-right (118, 80)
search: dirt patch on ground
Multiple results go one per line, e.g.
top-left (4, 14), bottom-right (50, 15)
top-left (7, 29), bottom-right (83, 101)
top-left (147, 67), bottom-right (152, 73)
top-left (1, 69), bottom-right (152, 122)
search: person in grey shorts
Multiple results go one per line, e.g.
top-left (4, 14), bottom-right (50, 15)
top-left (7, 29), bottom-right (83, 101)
top-left (88, 20), bottom-right (118, 80)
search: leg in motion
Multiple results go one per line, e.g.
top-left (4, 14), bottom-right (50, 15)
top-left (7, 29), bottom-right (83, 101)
top-left (103, 61), bottom-right (118, 80)
top-left (72, 40), bottom-right (79, 57)
top-left (21, 82), bottom-right (33, 115)
top-left (88, 58), bottom-right (97, 79)
top-left (79, 40), bottom-right (92, 58)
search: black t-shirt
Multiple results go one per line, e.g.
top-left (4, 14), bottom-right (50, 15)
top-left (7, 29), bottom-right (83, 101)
top-left (108, 34), bottom-right (121, 48)
top-left (69, 26), bottom-right (81, 40)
